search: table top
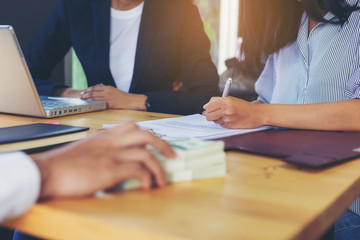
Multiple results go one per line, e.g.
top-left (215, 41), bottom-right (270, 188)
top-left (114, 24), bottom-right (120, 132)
top-left (2, 110), bottom-right (360, 240)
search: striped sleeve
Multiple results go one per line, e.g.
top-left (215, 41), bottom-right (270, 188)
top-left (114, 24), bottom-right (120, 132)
top-left (347, 68), bottom-right (360, 99)
top-left (255, 54), bottom-right (276, 103)
top-left (346, 38), bottom-right (360, 99)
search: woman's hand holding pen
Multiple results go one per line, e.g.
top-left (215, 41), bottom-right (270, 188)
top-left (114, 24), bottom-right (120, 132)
top-left (203, 96), bottom-right (267, 129)
top-left (80, 84), bottom-right (147, 110)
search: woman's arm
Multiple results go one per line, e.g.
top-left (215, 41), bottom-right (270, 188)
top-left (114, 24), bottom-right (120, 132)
top-left (203, 97), bottom-right (360, 131)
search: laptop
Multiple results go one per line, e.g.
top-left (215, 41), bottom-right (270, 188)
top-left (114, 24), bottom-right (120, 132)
top-left (0, 25), bottom-right (106, 118)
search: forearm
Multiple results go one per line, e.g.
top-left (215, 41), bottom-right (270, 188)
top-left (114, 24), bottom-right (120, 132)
top-left (0, 152), bottom-right (40, 222)
top-left (261, 99), bottom-right (360, 131)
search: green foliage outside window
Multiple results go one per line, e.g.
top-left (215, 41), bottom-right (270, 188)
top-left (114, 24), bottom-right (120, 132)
top-left (195, 0), bottom-right (220, 65)
top-left (72, 50), bottom-right (88, 90)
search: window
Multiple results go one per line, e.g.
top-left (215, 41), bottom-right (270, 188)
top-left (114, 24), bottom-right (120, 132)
top-left (194, 0), bottom-right (239, 73)
top-left (194, 0), bottom-right (220, 67)
top-left (217, 0), bottom-right (239, 73)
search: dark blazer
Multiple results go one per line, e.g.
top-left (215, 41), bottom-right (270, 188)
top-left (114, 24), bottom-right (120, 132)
top-left (26, 0), bottom-right (220, 115)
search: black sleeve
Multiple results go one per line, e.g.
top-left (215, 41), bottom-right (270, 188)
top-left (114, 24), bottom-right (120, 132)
top-left (144, 3), bottom-right (220, 115)
top-left (25, 0), bottom-right (71, 96)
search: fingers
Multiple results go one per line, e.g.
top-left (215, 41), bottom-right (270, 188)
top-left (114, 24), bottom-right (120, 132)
top-left (89, 84), bottom-right (105, 91)
top-left (81, 87), bottom-right (105, 100)
top-left (205, 109), bottom-right (224, 121)
top-left (203, 97), bottom-right (221, 109)
top-left (101, 123), bottom-right (176, 158)
top-left (93, 121), bottom-right (176, 154)
top-left (213, 117), bottom-right (228, 128)
top-left (83, 97), bottom-right (106, 102)
top-left (203, 98), bottom-right (223, 113)
top-left (101, 124), bottom-right (175, 187)
top-left (127, 165), bottom-right (153, 189)
top-left (117, 129), bottom-right (176, 158)
top-left (114, 148), bottom-right (167, 187)
top-left (83, 84), bottom-right (104, 95)
top-left (104, 163), bottom-right (153, 190)
top-left (213, 117), bottom-right (224, 125)
top-left (92, 122), bottom-right (175, 158)
top-left (203, 98), bottom-right (225, 122)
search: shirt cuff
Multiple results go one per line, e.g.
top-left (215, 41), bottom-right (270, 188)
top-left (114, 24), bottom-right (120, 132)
top-left (0, 152), bottom-right (41, 221)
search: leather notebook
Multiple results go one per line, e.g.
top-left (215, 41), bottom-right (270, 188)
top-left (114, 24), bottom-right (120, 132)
top-left (214, 128), bottom-right (360, 168)
top-left (0, 123), bottom-right (89, 153)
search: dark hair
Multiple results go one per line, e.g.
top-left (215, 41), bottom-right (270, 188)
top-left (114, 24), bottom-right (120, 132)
top-left (239, 0), bottom-right (360, 74)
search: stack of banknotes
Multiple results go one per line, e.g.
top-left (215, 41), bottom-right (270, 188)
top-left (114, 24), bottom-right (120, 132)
top-left (113, 138), bottom-right (226, 191)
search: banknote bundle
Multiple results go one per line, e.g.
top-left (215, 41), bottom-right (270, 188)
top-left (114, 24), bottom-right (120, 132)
top-left (113, 138), bottom-right (226, 191)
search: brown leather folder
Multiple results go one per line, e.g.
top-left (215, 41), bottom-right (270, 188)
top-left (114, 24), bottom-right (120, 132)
top-left (214, 129), bottom-right (360, 168)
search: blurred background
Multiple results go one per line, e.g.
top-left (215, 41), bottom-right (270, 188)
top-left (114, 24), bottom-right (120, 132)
top-left (0, 0), bottom-right (241, 90)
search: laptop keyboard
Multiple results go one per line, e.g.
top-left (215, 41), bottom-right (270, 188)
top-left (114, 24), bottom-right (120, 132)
top-left (39, 96), bottom-right (106, 117)
top-left (42, 100), bottom-right (83, 109)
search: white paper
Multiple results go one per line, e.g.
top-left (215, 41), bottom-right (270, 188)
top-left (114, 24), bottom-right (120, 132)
top-left (104, 114), bottom-right (269, 140)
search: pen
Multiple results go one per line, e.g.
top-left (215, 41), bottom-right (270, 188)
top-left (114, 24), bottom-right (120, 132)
top-left (222, 78), bottom-right (232, 98)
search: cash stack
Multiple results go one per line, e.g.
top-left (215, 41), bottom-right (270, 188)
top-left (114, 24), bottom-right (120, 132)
top-left (116, 138), bottom-right (226, 191)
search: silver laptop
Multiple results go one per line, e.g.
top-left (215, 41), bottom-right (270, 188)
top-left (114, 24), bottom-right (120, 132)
top-left (0, 25), bottom-right (106, 118)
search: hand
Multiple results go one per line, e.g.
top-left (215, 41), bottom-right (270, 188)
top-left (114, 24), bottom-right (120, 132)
top-left (203, 96), bottom-right (266, 129)
top-left (80, 84), bottom-right (147, 110)
top-left (53, 87), bottom-right (83, 98)
top-left (32, 123), bottom-right (176, 200)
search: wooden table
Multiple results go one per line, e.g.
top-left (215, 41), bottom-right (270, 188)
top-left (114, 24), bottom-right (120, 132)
top-left (1, 110), bottom-right (360, 240)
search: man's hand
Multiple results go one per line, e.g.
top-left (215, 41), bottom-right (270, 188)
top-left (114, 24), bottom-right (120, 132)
top-left (80, 84), bottom-right (147, 110)
top-left (32, 123), bottom-right (176, 200)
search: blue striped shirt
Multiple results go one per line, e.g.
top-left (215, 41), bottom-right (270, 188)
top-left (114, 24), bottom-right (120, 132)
top-left (255, 8), bottom-right (360, 214)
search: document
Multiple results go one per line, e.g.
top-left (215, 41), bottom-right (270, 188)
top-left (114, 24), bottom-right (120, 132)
top-left (105, 114), bottom-right (269, 140)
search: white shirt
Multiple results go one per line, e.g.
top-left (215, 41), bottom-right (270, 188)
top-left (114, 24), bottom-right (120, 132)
top-left (109, 2), bottom-right (144, 92)
top-left (0, 152), bottom-right (40, 222)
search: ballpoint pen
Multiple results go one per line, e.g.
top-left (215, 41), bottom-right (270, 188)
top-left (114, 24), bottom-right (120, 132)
top-left (222, 78), bottom-right (232, 98)
top-left (222, 67), bottom-right (234, 98)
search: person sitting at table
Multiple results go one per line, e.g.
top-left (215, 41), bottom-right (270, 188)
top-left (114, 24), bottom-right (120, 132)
top-left (26, 0), bottom-right (219, 115)
top-left (1, 123), bottom-right (175, 239)
top-left (203, 0), bottom-right (360, 239)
